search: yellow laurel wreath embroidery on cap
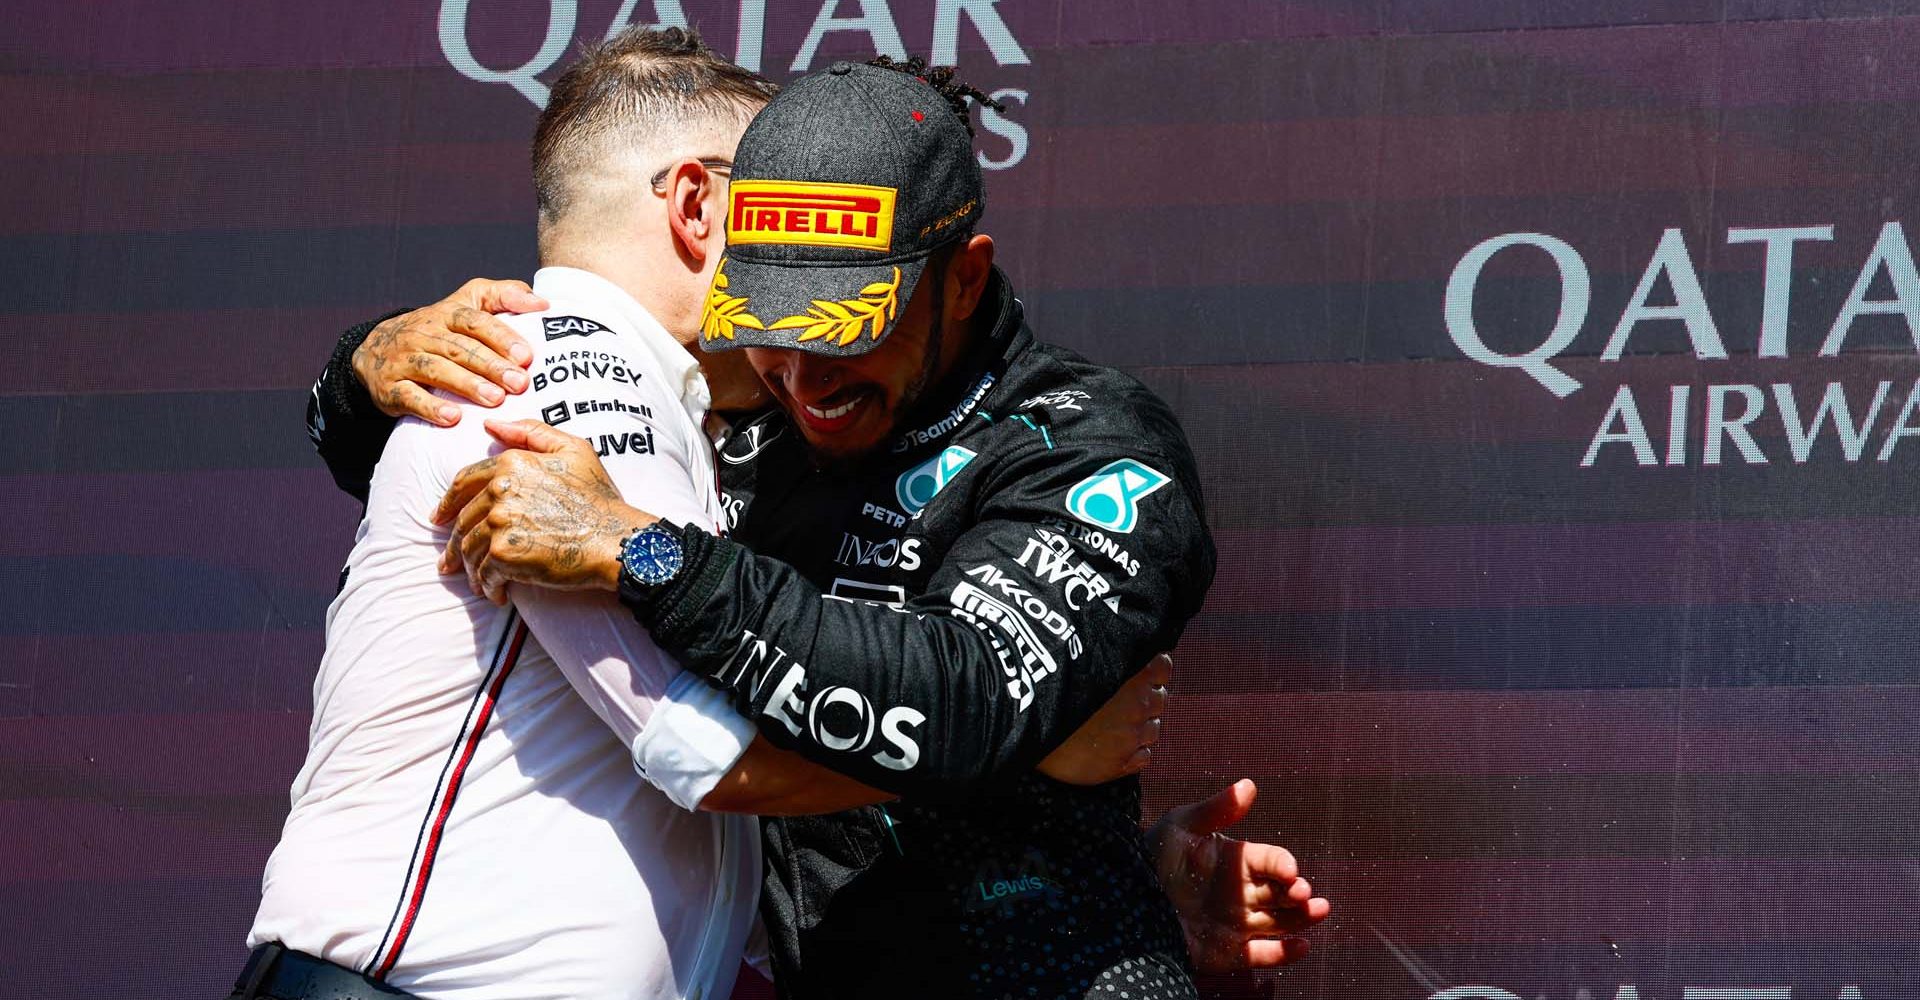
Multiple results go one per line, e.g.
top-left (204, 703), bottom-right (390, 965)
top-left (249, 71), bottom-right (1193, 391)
top-left (701, 258), bottom-right (765, 342)
top-left (765, 266), bottom-right (902, 347)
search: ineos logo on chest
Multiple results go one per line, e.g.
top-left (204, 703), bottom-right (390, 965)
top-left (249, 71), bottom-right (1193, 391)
top-left (835, 532), bottom-right (922, 571)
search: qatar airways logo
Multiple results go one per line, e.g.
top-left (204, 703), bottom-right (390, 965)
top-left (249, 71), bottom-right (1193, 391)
top-left (1447, 223), bottom-right (1920, 468)
top-left (437, 0), bottom-right (1034, 170)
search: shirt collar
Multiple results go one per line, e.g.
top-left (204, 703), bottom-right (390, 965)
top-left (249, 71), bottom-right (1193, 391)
top-left (530, 266), bottom-right (711, 416)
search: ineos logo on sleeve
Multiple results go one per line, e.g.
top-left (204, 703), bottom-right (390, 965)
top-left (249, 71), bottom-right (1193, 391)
top-left (542, 315), bottom-right (609, 341)
top-left (722, 631), bottom-right (923, 771)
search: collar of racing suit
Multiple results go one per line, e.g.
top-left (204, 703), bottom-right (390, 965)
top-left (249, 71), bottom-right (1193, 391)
top-left (879, 265), bottom-right (1028, 456)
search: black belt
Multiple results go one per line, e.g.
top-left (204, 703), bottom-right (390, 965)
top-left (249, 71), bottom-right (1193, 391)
top-left (229, 943), bottom-right (420, 1000)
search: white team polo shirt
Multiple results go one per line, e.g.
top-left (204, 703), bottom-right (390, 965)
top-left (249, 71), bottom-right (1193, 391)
top-left (251, 267), bottom-right (759, 1000)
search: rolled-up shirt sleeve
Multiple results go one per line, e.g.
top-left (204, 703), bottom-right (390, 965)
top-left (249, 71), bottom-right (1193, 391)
top-left (412, 306), bottom-right (756, 809)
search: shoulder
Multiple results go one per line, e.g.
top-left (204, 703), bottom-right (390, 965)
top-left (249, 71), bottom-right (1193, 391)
top-left (992, 341), bottom-right (1201, 490)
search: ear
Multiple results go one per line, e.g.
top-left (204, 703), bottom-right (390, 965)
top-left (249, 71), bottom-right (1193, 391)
top-left (947, 234), bottom-right (996, 323)
top-left (665, 158), bottom-right (722, 266)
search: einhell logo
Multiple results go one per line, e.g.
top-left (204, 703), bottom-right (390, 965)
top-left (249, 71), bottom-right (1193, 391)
top-left (729, 180), bottom-right (895, 252)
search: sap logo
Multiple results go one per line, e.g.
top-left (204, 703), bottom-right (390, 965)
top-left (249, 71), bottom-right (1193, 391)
top-left (543, 315), bottom-right (609, 341)
top-left (950, 579), bottom-right (1058, 710)
top-left (716, 630), bottom-right (923, 771)
top-left (593, 427), bottom-right (655, 458)
top-left (1017, 532), bottom-right (1115, 613)
top-left (1065, 459), bottom-right (1169, 535)
top-left (896, 445), bottom-right (976, 515)
top-left (963, 564), bottom-right (1082, 659)
top-left (861, 501), bottom-right (907, 528)
top-left (836, 532), bottom-right (922, 572)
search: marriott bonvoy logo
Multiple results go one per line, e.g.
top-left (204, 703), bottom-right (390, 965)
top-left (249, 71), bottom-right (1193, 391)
top-left (1446, 223), bottom-right (1920, 468)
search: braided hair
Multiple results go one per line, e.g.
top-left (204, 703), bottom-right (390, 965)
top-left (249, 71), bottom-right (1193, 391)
top-left (865, 54), bottom-right (1004, 136)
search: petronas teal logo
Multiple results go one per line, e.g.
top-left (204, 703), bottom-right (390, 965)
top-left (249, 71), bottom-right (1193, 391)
top-left (896, 446), bottom-right (977, 515)
top-left (1064, 459), bottom-right (1169, 534)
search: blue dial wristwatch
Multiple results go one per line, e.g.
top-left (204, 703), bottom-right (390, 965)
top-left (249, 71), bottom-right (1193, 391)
top-left (618, 521), bottom-right (685, 590)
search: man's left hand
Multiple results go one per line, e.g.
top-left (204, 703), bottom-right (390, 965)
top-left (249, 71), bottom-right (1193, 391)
top-left (1150, 779), bottom-right (1331, 975)
top-left (435, 419), bottom-right (652, 604)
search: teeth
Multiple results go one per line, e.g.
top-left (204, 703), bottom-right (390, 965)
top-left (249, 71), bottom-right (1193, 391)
top-left (805, 396), bottom-right (860, 420)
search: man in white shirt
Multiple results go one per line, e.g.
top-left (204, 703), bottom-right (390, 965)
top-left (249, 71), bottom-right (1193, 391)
top-left (241, 28), bottom-right (1178, 1000)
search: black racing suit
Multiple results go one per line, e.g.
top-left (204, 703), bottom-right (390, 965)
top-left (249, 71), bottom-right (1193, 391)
top-left (308, 269), bottom-right (1217, 999)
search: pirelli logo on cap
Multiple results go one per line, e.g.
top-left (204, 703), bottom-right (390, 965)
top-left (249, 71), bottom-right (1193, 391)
top-left (729, 180), bottom-right (896, 252)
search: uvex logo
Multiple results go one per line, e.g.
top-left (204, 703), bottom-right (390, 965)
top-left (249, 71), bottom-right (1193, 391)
top-left (729, 180), bottom-right (896, 252)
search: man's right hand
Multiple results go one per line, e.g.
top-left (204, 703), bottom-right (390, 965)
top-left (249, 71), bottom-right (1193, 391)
top-left (1036, 654), bottom-right (1170, 785)
top-left (354, 278), bottom-right (546, 426)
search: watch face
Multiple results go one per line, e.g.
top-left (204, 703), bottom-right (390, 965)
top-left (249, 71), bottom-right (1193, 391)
top-left (622, 524), bottom-right (684, 587)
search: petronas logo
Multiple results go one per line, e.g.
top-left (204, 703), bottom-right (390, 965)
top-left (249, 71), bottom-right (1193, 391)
top-left (1064, 459), bottom-right (1169, 534)
top-left (896, 446), bottom-right (977, 515)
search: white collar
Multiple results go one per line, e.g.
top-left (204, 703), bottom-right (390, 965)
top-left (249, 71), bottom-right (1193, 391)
top-left (530, 266), bottom-right (711, 415)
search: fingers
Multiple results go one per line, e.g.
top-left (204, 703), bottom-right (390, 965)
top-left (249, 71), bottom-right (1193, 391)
top-left (1239, 841), bottom-right (1300, 888)
top-left (408, 352), bottom-right (509, 409)
top-left (1246, 874), bottom-right (1312, 911)
top-left (1243, 936), bottom-right (1311, 969)
top-left (483, 418), bottom-right (580, 454)
top-left (1144, 679), bottom-right (1168, 721)
top-left (435, 456), bottom-right (499, 525)
top-left (479, 553), bottom-right (512, 606)
top-left (383, 380), bottom-right (463, 427)
top-left (458, 508), bottom-right (493, 599)
top-left (440, 531), bottom-right (464, 576)
top-left (445, 305), bottom-right (535, 376)
top-left (1165, 778), bottom-right (1257, 839)
top-left (452, 482), bottom-right (498, 553)
top-left (1145, 652), bottom-right (1173, 687)
top-left (1247, 892), bottom-right (1331, 935)
top-left (1239, 872), bottom-right (1311, 912)
top-left (459, 277), bottom-right (548, 323)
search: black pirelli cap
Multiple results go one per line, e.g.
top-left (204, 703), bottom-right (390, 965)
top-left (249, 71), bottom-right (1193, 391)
top-left (698, 60), bottom-right (984, 356)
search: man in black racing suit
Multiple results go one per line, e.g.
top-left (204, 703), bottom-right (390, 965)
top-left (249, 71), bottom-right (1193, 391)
top-left (307, 58), bottom-right (1321, 1000)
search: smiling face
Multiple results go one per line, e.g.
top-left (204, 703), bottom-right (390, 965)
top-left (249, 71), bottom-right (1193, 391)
top-left (743, 262), bottom-right (949, 460)
top-left (740, 234), bottom-right (994, 461)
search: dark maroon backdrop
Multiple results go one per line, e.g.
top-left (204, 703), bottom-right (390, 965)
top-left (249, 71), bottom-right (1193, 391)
top-left (4, 2), bottom-right (1916, 998)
